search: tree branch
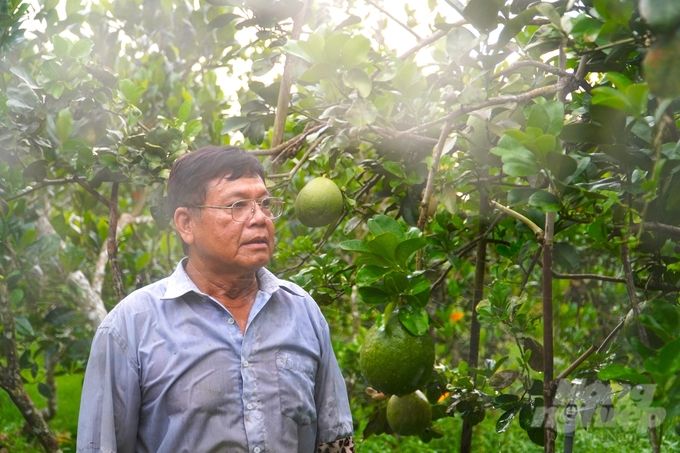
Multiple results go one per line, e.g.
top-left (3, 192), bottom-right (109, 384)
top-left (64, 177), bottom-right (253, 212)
top-left (365, 0), bottom-right (421, 41)
top-left (489, 200), bottom-right (544, 242)
top-left (270, 0), bottom-right (310, 150)
top-left (107, 183), bottom-right (126, 301)
top-left (629, 222), bottom-right (680, 239)
top-left (398, 78), bottom-right (572, 137)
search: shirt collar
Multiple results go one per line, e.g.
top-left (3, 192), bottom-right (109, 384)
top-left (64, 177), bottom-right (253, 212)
top-left (161, 258), bottom-right (304, 300)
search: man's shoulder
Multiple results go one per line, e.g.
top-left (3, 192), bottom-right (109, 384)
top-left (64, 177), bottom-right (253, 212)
top-left (103, 276), bottom-right (172, 323)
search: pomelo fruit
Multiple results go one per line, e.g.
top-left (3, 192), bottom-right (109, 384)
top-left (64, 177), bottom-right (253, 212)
top-left (294, 177), bottom-right (344, 227)
top-left (359, 313), bottom-right (435, 396)
top-left (386, 390), bottom-right (432, 436)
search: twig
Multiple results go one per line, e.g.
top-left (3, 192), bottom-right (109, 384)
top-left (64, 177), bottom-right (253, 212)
top-left (518, 249), bottom-right (542, 297)
top-left (552, 271), bottom-right (625, 283)
top-left (596, 317), bottom-right (625, 354)
top-left (76, 177), bottom-right (112, 208)
top-left (621, 237), bottom-right (649, 347)
top-left (365, 0), bottom-right (421, 41)
top-left (107, 183), bottom-right (126, 301)
top-left (249, 124), bottom-right (326, 156)
top-left (398, 28), bottom-right (449, 60)
top-left (492, 60), bottom-right (572, 81)
top-left (270, 0), bottom-right (310, 149)
top-left (416, 122), bottom-right (453, 269)
top-left (489, 200), bottom-right (544, 242)
top-left (556, 345), bottom-right (597, 380)
top-left (629, 222), bottom-right (680, 239)
top-left (397, 79), bottom-right (570, 137)
top-left (5, 178), bottom-right (76, 201)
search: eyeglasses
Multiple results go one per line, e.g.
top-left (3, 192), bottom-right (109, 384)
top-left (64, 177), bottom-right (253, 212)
top-left (191, 197), bottom-right (284, 222)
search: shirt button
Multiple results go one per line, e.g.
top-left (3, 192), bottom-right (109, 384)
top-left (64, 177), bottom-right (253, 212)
top-left (246, 403), bottom-right (254, 410)
top-left (228, 318), bottom-right (235, 325)
top-left (254, 448), bottom-right (261, 453)
top-left (243, 360), bottom-right (249, 367)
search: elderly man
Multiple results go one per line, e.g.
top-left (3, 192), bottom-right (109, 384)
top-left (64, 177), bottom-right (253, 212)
top-left (77, 146), bottom-right (354, 453)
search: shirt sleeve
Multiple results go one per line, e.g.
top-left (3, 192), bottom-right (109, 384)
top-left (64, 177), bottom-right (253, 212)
top-left (77, 322), bottom-right (141, 453)
top-left (313, 314), bottom-right (354, 445)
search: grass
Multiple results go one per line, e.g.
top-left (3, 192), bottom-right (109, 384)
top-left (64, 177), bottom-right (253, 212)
top-left (0, 372), bottom-right (82, 453)
top-left (2, 374), bottom-right (680, 452)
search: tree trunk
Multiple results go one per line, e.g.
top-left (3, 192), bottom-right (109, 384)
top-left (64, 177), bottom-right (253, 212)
top-left (0, 281), bottom-right (62, 453)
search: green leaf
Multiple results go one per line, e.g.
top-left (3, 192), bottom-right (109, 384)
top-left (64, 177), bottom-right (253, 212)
top-left (508, 187), bottom-right (538, 206)
top-left (395, 237), bottom-right (427, 268)
top-left (496, 6), bottom-right (537, 50)
top-left (15, 316), bottom-right (35, 337)
top-left (374, 64), bottom-right (398, 82)
top-left (553, 242), bottom-right (579, 270)
top-left (70, 38), bottom-right (94, 59)
top-left (625, 84), bottom-right (649, 116)
top-left (221, 116), bottom-right (250, 134)
top-left (340, 35), bottom-right (371, 68)
top-left (208, 12), bottom-right (240, 29)
top-left (367, 232), bottom-right (400, 262)
top-left (591, 86), bottom-right (631, 112)
top-left (281, 39), bottom-right (313, 62)
top-left (604, 71), bottom-right (632, 89)
top-left (119, 79), bottom-right (146, 105)
top-left (526, 104), bottom-right (550, 134)
top-left (398, 305), bottom-right (429, 336)
top-left (496, 407), bottom-right (520, 433)
top-left (324, 33), bottom-right (351, 65)
top-left (56, 108), bottom-right (73, 142)
top-left (9, 289), bottom-right (24, 304)
top-left (542, 101), bottom-right (565, 136)
top-left (178, 100), bottom-right (191, 123)
top-left (357, 265), bottom-right (387, 286)
top-left (463, 0), bottom-right (501, 32)
top-left (52, 34), bottom-right (71, 56)
top-left (368, 215), bottom-right (404, 239)
top-left (300, 62), bottom-right (336, 83)
top-left (343, 67), bottom-right (372, 98)
top-left (383, 161), bottom-right (405, 178)
top-left (184, 119), bottom-right (203, 138)
top-left (23, 160), bottom-right (48, 182)
top-left (528, 190), bottom-right (561, 212)
top-left (298, 33), bottom-right (326, 63)
top-left (545, 151), bottom-right (578, 182)
top-left (445, 27), bottom-right (477, 62)
top-left (560, 122), bottom-right (614, 145)
top-left (358, 286), bottom-right (392, 304)
top-left (598, 363), bottom-right (651, 384)
top-left (10, 67), bottom-right (40, 89)
top-left (339, 239), bottom-right (371, 253)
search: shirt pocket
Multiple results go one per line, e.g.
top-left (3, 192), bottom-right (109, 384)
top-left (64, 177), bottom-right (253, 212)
top-left (276, 351), bottom-right (318, 426)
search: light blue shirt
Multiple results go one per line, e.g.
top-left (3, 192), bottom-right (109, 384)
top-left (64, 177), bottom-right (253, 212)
top-left (77, 261), bottom-right (353, 453)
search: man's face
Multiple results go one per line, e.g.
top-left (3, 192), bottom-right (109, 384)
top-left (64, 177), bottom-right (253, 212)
top-left (185, 175), bottom-right (275, 276)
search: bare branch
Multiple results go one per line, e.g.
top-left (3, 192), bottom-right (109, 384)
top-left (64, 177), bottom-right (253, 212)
top-left (5, 178), bottom-right (76, 201)
top-left (107, 183), bottom-right (126, 301)
top-left (630, 221), bottom-right (680, 239)
top-left (489, 200), bottom-right (544, 241)
top-left (365, 0), bottom-right (422, 41)
top-left (492, 60), bottom-right (572, 81)
top-left (75, 177), bottom-right (112, 208)
top-left (398, 28), bottom-right (449, 60)
top-left (271, 0), bottom-right (311, 149)
top-left (398, 79), bottom-right (571, 137)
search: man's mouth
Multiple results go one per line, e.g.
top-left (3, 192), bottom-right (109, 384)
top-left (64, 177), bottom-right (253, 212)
top-left (244, 237), bottom-right (269, 246)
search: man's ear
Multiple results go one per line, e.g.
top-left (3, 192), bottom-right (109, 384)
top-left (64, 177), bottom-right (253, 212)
top-left (174, 207), bottom-right (196, 246)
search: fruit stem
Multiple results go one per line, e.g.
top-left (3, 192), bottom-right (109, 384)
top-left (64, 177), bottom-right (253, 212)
top-left (383, 301), bottom-right (397, 327)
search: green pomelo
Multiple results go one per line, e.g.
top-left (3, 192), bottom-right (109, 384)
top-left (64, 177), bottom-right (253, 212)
top-left (294, 177), bottom-right (344, 228)
top-left (359, 314), bottom-right (435, 396)
top-left (386, 390), bottom-right (432, 436)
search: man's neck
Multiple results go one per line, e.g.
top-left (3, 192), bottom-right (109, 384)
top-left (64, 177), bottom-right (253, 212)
top-left (184, 259), bottom-right (260, 311)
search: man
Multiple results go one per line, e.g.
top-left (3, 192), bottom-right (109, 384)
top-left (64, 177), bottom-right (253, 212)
top-left (77, 146), bottom-right (354, 453)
